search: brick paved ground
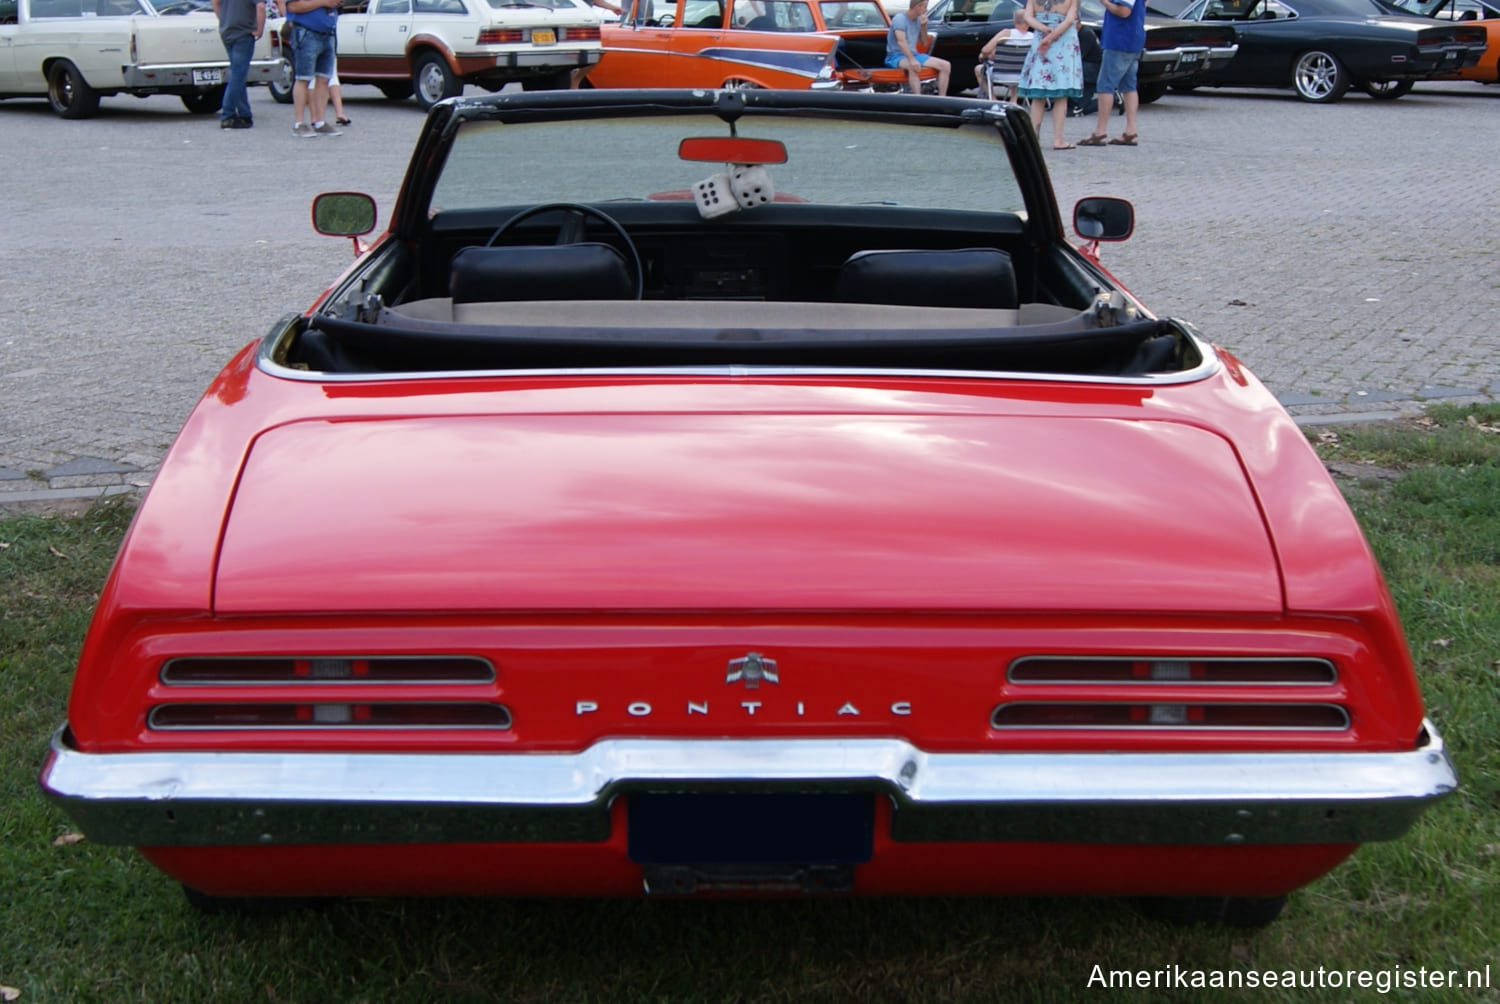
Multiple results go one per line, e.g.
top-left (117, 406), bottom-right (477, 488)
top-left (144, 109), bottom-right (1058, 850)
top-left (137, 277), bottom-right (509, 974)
top-left (1, 80), bottom-right (1497, 506)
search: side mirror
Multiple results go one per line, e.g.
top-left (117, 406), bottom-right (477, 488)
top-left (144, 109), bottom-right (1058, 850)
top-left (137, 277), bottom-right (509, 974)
top-left (312, 192), bottom-right (377, 256)
top-left (1073, 196), bottom-right (1134, 242)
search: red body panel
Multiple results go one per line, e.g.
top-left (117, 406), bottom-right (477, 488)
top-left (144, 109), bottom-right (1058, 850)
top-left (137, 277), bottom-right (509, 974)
top-left (143, 832), bottom-right (1358, 901)
top-left (65, 352), bottom-right (1427, 761)
top-left (214, 412), bottom-right (1280, 615)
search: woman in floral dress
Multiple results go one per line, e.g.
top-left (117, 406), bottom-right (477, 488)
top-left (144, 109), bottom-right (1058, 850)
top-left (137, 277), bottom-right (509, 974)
top-left (1017, 0), bottom-right (1083, 149)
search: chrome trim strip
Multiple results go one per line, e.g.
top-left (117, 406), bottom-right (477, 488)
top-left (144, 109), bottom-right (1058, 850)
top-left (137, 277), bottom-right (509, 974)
top-left (1006, 655), bottom-right (1339, 686)
top-left (256, 328), bottom-right (1221, 387)
top-left (40, 721), bottom-right (1456, 848)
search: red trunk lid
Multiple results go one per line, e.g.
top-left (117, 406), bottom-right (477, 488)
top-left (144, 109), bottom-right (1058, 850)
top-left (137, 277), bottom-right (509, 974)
top-left (213, 413), bottom-right (1281, 614)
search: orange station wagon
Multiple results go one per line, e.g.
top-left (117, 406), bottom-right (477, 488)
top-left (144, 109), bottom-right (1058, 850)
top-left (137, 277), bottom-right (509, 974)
top-left (589, 0), bottom-right (938, 90)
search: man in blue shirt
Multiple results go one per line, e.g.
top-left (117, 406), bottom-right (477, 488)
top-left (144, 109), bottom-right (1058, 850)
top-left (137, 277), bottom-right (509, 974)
top-left (1077, 0), bottom-right (1145, 145)
top-left (285, 0), bottom-right (342, 136)
top-left (885, 0), bottom-right (951, 95)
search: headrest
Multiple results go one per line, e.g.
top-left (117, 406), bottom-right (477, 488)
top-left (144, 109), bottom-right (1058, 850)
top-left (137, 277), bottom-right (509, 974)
top-left (833, 247), bottom-right (1019, 310)
top-left (449, 243), bottom-right (635, 304)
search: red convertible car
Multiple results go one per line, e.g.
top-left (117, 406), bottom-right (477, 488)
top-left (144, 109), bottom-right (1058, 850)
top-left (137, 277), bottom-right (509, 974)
top-left (40, 89), bottom-right (1455, 926)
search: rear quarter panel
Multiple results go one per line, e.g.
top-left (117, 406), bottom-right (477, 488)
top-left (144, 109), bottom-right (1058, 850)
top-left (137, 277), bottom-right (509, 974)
top-left (590, 21), bottom-right (835, 86)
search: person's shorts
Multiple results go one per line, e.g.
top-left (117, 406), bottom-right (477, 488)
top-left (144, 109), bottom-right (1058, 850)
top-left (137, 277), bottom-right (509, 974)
top-left (884, 51), bottom-right (931, 69)
top-left (292, 24), bottom-right (337, 82)
top-left (1096, 48), bottom-right (1140, 94)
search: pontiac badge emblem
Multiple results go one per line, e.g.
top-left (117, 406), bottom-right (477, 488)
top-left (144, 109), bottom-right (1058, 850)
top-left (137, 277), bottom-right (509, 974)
top-left (726, 652), bottom-right (779, 688)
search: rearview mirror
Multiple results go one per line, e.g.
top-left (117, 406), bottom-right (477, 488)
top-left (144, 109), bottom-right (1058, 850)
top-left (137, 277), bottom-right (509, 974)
top-left (679, 137), bottom-right (789, 164)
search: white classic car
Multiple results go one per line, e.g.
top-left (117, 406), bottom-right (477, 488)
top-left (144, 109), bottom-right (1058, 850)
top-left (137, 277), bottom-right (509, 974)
top-left (0, 0), bottom-right (281, 117)
top-left (269, 0), bottom-right (603, 109)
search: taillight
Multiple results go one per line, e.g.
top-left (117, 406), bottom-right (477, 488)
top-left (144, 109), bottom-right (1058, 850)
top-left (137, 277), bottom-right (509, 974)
top-left (998, 655), bottom-right (1349, 731)
top-left (160, 656), bottom-right (494, 684)
top-left (477, 28), bottom-right (525, 43)
top-left (991, 702), bottom-right (1350, 730)
top-left (150, 656), bottom-right (506, 732)
top-left (148, 702), bottom-right (512, 730)
top-left (1008, 657), bottom-right (1336, 685)
top-left (565, 25), bottom-right (600, 40)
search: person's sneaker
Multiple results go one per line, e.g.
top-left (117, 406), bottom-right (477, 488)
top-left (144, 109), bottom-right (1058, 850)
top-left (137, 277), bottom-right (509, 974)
top-left (312, 122), bottom-right (342, 137)
top-left (229, 117), bottom-right (253, 129)
top-left (292, 122), bottom-right (315, 138)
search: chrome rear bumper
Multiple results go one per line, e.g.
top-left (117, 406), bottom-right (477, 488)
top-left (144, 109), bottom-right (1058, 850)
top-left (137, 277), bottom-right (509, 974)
top-left (40, 722), bottom-right (1456, 848)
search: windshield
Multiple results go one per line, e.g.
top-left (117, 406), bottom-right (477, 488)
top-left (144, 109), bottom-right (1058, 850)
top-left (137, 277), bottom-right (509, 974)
top-left (431, 113), bottom-right (1028, 214)
top-left (819, 0), bottom-right (886, 24)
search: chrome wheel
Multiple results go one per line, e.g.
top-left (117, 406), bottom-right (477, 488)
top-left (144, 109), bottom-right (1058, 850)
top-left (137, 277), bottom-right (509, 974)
top-left (721, 78), bottom-right (764, 90)
top-left (269, 57), bottom-right (294, 104)
top-left (414, 53), bottom-right (461, 109)
top-left (1292, 50), bottom-right (1348, 103)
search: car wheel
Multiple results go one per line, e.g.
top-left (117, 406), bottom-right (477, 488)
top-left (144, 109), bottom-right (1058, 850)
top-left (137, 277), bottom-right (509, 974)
top-left (47, 60), bottom-right (100, 119)
top-left (180, 87), bottom-right (223, 114)
top-left (1291, 49), bottom-right (1348, 103)
top-left (378, 80), bottom-right (415, 101)
top-left (721, 77), bottom-right (764, 90)
top-left (1362, 78), bottom-right (1414, 100)
top-left (413, 52), bottom-right (462, 109)
top-left (1137, 895), bottom-right (1288, 928)
top-left (520, 69), bottom-right (572, 91)
top-left (269, 57), bottom-right (295, 104)
top-left (1137, 80), bottom-right (1168, 104)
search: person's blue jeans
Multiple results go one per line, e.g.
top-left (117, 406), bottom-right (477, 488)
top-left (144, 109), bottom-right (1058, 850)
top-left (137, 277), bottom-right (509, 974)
top-left (219, 33), bottom-right (256, 123)
top-left (291, 24), bottom-right (336, 81)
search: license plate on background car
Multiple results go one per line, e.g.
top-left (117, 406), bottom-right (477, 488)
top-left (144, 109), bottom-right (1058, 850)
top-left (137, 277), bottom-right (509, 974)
top-left (193, 68), bottom-right (223, 84)
top-left (1179, 51), bottom-right (1201, 63)
top-left (531, 28), bottom-right (555, 44)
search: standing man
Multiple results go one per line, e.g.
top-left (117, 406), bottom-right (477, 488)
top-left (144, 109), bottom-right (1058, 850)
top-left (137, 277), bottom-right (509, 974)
top-left (212, 0), bottom-right (265, 129)
top-left (285, 0), bottom-right (341, 136)
top-left (1078, 0), bottom-right (1144, 146)
top-left (885, 0), bottom-right (950, 96)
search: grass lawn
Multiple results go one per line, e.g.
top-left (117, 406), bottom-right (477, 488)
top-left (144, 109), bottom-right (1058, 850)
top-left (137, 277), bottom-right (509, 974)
top-left (2, 405), bottom-right (1497, 1003)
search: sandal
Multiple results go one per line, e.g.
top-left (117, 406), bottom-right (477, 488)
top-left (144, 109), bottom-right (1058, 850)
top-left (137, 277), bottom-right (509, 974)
top-left (1052, 142), bottom-right (1075, 150)
top-left (336, 116), bottom-right (352, 126)
top-left (1077, 133), bottom-right (1108, 146)
top-left (1109, 133), bottom-right (1138, 146)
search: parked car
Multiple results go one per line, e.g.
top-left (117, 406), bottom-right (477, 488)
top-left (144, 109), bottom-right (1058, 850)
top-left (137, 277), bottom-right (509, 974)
top-left (927, 0), bottom-right (1239, 102)
top-left (587, 0), bottom-right (842, 89)
top-left (39, 88), bottom-right (1457, 925)
top-left (1386, 0), bottom-right (1500, 82)
top-left (648, 0), bottom-right (940, 90)
top-left (0, 0), bottom-right (281, 118)
top-left (1169, 0), bottom-right (1488, 100)
top-left (272, 0), bottom-right (603, 109)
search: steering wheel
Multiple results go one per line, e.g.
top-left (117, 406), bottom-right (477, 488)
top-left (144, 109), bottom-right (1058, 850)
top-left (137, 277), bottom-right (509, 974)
top-left (484, 202), bottom-right (644, 300)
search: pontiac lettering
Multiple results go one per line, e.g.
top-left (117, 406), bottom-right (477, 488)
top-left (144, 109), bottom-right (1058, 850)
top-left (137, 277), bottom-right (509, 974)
top-left (574, 700), bottom-right (913, 717)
